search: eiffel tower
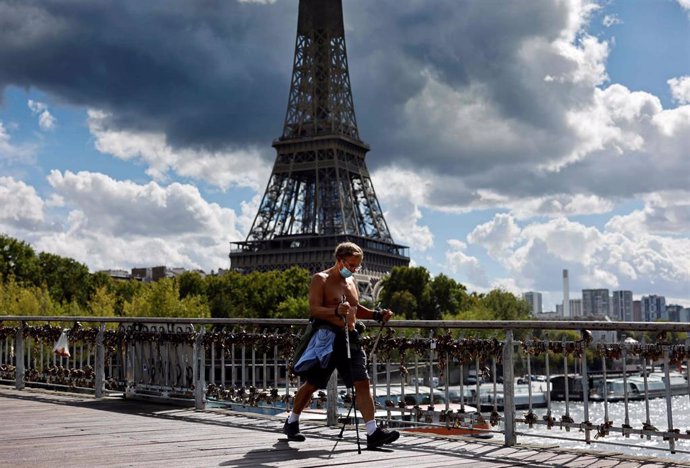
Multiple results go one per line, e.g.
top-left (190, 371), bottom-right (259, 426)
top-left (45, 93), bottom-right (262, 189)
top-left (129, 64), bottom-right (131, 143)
top-left (230, 0), bottom-right (409, 292)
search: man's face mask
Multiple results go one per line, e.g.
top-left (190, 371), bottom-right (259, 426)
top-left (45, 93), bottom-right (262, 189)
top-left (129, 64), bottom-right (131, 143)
top-left (339, 258), bottom-right (361, 278)
top-left (339, 266), bottom-right (353, 279)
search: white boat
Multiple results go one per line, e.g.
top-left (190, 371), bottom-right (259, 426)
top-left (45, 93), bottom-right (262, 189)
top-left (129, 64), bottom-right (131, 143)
top-left (591, 371), bottom-right (688, 402)
top-left (479, 381), bottom-right (548, 411)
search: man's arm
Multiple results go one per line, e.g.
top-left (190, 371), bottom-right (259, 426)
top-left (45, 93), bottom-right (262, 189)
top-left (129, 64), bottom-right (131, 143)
top-left (355, 303), bottom-right (394, 323)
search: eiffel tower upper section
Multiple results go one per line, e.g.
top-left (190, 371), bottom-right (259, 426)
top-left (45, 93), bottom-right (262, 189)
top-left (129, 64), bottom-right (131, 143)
top-left (230, 0), bottom-right (409, 277)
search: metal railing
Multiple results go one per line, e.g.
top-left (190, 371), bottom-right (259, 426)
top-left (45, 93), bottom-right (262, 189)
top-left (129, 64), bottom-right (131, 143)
top-left (0, 316), bottom-right (688, 458)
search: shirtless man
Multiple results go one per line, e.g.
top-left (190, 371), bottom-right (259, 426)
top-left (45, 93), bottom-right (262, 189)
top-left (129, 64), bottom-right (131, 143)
top-left (283, 242), bottom-right (400, 449)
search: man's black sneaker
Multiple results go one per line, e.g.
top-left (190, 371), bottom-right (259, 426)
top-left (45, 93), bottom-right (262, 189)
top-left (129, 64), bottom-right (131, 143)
top-left (366, 427), bottom-right (400, 449)
top-left (283, 418), bottom-right (306, 442)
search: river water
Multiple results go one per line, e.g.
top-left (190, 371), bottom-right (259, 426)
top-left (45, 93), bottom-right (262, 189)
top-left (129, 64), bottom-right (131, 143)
top-left (514, 395), bottom-right (690, 461)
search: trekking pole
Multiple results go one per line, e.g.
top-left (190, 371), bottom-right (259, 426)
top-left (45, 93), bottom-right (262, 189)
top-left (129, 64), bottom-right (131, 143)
top-left (337, 295), bottom-right (361, 454)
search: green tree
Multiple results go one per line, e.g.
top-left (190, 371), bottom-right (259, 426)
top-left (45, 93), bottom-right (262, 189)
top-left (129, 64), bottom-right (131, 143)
top-left (0, 276), bottom-right (61, 316)
top-left (0, 235), bottom-right (40, 286)
top-left (88, 286), bottom-right (117, 317)
top-left (389, 290), bottom-right (418, 320)
top-left (178, 271), bottom-right (207, 299)
top-left (206, 272), bottom-right (246, 318)
top-left (380, 266), bottom-right (431, 319)
top-left (480, 288), bottom-right (532, 321)
top-left (429, 274), bottom-right (459, 315)
top-left (110, 279), bottom-right (143, 316)
top-left (123, 278), bottom-right (209, 318)
top-left (272, 296), bottom-right (309, 319)
top-left (37, 252), bottom-right (91, 306)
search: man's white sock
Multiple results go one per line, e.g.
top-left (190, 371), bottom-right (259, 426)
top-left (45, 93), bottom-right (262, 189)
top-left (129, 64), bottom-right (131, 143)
top-left (287, 412), bottom-right (300, 424)
top-left (365, 419), bottom-right (377, 435)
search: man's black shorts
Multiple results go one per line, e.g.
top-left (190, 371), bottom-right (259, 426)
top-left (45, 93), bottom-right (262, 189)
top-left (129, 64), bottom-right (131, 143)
top-left (302, 327), bottom-right (369, 388)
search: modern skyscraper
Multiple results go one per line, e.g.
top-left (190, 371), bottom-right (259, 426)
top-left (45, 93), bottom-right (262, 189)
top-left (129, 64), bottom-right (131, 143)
top-left (642, 295), bottom-right (666, 322)
top-left (633, 300), bottom-right (642, 321)
top-left (666, 304), bottom-right (684, 322)
top-left (523, 291), bottom-right (542, 315)
top-left (556, 299), bottom-right (582, 317)
top-left (611, 290), bottom-right (633, 321)
top-left (582, 289), bottom-right (610, 317)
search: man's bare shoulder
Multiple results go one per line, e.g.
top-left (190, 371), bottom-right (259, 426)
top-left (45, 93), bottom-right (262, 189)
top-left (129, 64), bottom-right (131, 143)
top-left (311, 271), bottom-right (330, 284)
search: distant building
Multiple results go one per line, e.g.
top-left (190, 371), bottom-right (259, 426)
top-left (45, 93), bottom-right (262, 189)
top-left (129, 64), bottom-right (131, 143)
top-left (641, 295), bottom-right (666, 322)
top-left (523, 291), bottom-right (542, 315)
top-left (556, 299), bottom-right (582, 317)
top-left (99, 269), bottom-right (131, 281)
top-left (591, 316), bottom-right (617, 343)
top-left (666, 304), bottom-right (684, 322)
top-left (582, 289), bottom-right (610, 317)
top-left (633, 300), bottom-right (642, 321)
top-left (535, 311), bottom-right (560, 320)
top-left (131, 266), bottom-right (200, 282)
top-left (570, 299), bottom-right (582, 317)
top-left (681, 308), bottom-right (690, 322)
top-left (612, 290), bottom-right (633, 321)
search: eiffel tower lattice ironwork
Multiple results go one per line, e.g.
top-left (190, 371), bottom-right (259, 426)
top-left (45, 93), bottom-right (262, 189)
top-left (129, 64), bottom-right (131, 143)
top-left (230, 0), bottom-right (409, 284)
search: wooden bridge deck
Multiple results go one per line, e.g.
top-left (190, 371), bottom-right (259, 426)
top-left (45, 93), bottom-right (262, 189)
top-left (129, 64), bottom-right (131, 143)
top-left (0, 386), bottom-right (685, 468)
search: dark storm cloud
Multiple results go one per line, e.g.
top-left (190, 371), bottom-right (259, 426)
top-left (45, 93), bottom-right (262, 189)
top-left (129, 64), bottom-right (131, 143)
top-left (346, 0), bottom-right (577, 156)
top-left (0, 0), bottom-right (297, 149)
top-left (0, 0), bottom-right (575, 154)
top-left (1, 0), bottom-right (686, 208)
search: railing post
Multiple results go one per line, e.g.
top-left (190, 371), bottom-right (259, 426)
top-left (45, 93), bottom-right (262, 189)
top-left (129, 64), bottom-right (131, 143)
top-left (15, 321), bottom-right (25, 390)
top-left (663, 345), bottom-right (675, 453)
top-left (326, 371), bottom-right (338, 426)
top-left (126, 326), bottom-right (135, 391)
top-left (95, 324), bottom-right (105, 399)
top-left (502, 329), bottom-right (515, 446)
top-left (194, 326), bottom-right (206, 410)
top-left (14, 322), bottom-right (26, 390)
top-left (581, 333), bottom-right (590, 444)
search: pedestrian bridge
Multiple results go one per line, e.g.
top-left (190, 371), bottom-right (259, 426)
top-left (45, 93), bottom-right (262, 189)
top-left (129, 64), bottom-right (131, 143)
top-left (1, 315), bottom-right (688, 465)
top-left (1, 386), bottom-right (685, 467)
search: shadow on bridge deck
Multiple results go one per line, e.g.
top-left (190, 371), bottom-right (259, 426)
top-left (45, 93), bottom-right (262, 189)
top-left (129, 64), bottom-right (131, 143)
top-left (0, 386), bottom-right (685, 468)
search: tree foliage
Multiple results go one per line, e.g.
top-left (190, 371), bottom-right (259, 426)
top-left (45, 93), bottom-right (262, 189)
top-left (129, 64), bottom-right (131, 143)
top-left (38, 252), bottom-right (92, 306)
top-left (0, 235), bottom-right (534, 322)
top-left (0, 235), bottom-right (40, 287)
top-left (379, 266), bottom-right (531, 322)
top-left (123, 278), bottom-right (210, 318)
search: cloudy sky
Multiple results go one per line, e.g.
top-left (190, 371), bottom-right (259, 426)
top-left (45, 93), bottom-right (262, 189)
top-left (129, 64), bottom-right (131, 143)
top-left (0, 0), bottom-right (688, 310)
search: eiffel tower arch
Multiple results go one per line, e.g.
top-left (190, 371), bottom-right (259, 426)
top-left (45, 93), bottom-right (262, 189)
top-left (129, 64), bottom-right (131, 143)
top-left (230, 0), bottom-right (409, 297)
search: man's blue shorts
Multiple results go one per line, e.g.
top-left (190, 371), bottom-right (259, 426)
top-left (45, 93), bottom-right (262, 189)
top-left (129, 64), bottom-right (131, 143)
top-left (302, 327), bottom-right (369, 388)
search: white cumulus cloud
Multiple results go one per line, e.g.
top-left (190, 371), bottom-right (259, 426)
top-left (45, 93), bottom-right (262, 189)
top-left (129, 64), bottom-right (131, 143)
top-left (27, 100), bottom-right (56, 131)
top-left (0, 170), bottom-right (246, 272)
top-left (668, 76), bottom-right (690, 105)
top-left (467, 213), bottom-right (520, 258)
top-left (467, 213), bottom-right (690, 304)
top-left (0, 121), bottom-right (37, 165)
top-left (444, 239), bottom-right (489, 288)
top-left (87, 109), bottom-right (271, 191)
top-left (0, 176), bottom-right (45, 228)
top-left (371, 166), bottom-right (434, 251)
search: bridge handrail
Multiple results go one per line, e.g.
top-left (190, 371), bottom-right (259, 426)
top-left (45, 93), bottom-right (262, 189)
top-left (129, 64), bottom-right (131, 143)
top-left (1, 316), bottom-right (688, 332)
top-left (1, 315), bottom-right (688, 458)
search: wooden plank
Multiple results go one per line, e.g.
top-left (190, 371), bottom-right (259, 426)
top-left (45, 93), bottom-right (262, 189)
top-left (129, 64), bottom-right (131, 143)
top-left (2, 386), bottom-right (688, 468)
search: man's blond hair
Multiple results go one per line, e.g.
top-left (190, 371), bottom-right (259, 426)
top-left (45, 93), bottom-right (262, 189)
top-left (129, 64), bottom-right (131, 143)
top-left (334, 242), bottom-right (363, 260)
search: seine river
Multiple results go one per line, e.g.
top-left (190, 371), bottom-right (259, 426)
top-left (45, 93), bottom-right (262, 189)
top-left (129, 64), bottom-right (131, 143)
top-left (514, 395), bottom-right (690, 461)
